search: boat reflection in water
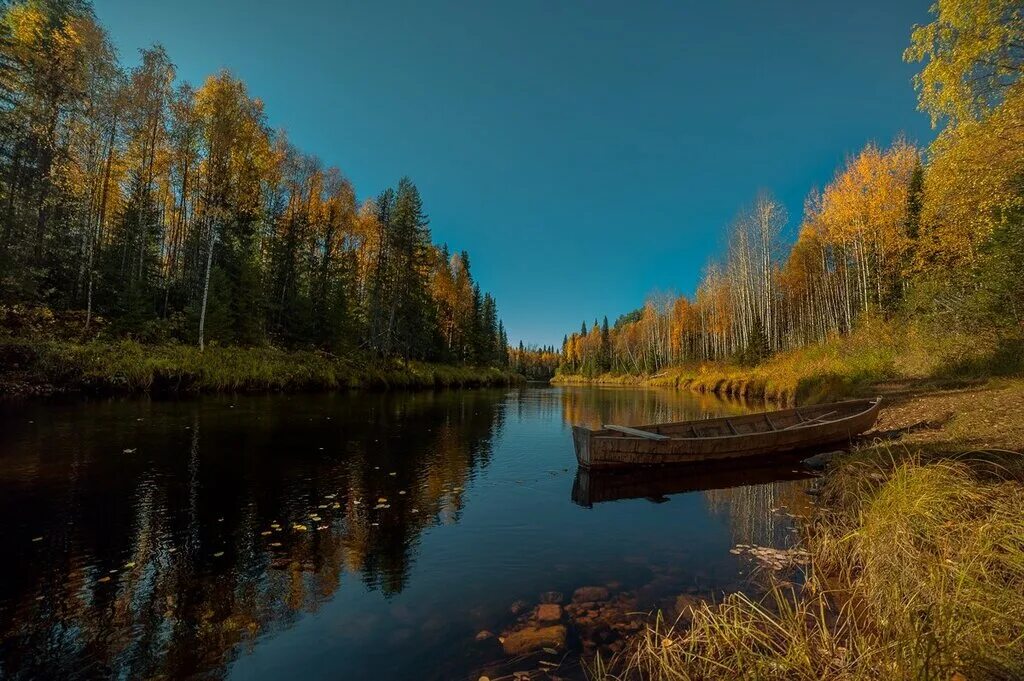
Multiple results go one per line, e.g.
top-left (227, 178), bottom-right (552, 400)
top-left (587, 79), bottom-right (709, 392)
top-left (571, 460), bottom-right (816, 508)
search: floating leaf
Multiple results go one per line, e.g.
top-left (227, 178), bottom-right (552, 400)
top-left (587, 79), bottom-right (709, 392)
top-left (31, 536), bottom-right (43, 542)
top-left (213, 551), bottom-right (224, 558)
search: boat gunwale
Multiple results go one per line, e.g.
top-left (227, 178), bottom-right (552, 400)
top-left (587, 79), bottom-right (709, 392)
top-left (586, 397), bottom-right (881, 444)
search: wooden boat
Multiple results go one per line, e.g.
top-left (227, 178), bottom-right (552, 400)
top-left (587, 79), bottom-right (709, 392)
top-left (572, 463), bottom-right (815, 508)
top-left (572, 397), bottom-right (882, 469)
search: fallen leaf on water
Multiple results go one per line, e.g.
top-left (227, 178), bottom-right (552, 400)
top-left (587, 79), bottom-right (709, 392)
top-left (377, 497), bottom-right (387, 503)
top-left (97, 576), bottom-right (111, 583)
top-left (270, 542), bottom-right (282, 547)
top-left (389, 472), bottom-right (397, 477)
top-left (213, 552), bottom-right (224, 558)
top-left (123, 448), bottom-right (136, 454)
top-left (260, 531), bottom-right (272, 536)
top-left (293, 524), bottom-right (308, 532)
top-left (398, 491), bottom-right (406, 495)
top-left (31, 536), bottom-right (43, 542)
top-left (124, 562), bottom-right (135, 568)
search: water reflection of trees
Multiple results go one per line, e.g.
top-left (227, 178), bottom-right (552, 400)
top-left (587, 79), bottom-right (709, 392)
top-left (559, 386), bottom-right (753, 430)
top-left (0, 390), bottom-right (505, 679)
top-left (703, 479), bottom-right (813, 548)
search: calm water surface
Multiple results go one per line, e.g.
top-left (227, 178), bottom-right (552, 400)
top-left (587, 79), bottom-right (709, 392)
top-left (0, 386), bottom-right (813, 680)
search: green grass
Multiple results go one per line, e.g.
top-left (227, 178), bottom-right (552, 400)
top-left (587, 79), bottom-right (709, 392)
top-left (0, 337), bottom-right (522, 396)
top-left (590, 442), bottom-right (1024, 680)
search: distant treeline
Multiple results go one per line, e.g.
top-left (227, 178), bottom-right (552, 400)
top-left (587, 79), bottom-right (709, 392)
top-left (509, 342), bottom-right (560, 380)
top-left (560, 2), bottom-right (1024, 377)
top-left (0, 0), bottom-right (508, 367)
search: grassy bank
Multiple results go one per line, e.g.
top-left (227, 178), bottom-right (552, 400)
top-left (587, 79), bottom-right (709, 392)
top-left (553, 319), bottom-right (1024, 405)
top-left (0, 337), bottom-right (522, 397)
top-left (592, 380), bottom-right (1024, 680)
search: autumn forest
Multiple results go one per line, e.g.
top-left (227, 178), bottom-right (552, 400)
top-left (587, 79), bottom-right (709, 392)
top-left (558, 4), bottom-right (1023, 380)
top-left (0, 0), bottom-right (509, 369)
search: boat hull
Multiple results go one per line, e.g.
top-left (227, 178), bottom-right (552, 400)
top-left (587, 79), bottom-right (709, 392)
top-left (572, 398), bottom-right (881, 469)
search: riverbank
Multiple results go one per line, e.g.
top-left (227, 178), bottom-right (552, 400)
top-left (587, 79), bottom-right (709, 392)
top-left (0, 337), bottom-right (522, 397)
top-left (552, 320), bottom-right (1023, 406)
top-left (589, 378), bottom-right (1024, 680)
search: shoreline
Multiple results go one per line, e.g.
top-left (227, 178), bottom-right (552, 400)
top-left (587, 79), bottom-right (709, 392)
top-left (0, 337), bottom-right (523, 399)
top-left (584, 377), bottom-right (1024, 679)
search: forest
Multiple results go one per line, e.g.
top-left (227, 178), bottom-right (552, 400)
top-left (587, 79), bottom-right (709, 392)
top-left (0, 0), bottom-right (509, 369)
top-left (558, 1), bottom-right (1024, 380)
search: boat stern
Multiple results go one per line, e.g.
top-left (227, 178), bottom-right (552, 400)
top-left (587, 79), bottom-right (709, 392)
top-left (572, 425), bottom-right (593, 468)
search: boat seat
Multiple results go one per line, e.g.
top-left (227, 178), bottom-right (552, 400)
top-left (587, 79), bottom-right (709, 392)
top-left (603, 425), bottom-right (670, 441)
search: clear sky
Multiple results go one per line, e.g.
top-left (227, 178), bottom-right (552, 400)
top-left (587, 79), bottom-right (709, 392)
top-left (93, 0), bottom-right (935, 348)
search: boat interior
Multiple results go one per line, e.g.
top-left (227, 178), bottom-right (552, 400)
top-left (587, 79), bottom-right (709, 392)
top-left (598, 398), bottom-right (880, 441)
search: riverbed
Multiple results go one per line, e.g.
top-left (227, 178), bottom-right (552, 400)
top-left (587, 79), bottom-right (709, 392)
top-left (0, 386), bottom-right (813, 680)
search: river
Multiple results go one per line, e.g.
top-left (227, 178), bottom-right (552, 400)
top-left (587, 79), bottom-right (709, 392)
top-left (0, 385), bottom-right (813, 680)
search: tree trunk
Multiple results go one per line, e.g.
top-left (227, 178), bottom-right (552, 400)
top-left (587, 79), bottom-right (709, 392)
top-left (198, 225), bottom-right (216, 351)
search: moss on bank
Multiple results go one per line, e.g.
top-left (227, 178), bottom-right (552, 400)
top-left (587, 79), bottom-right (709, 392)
top-left (553, 319), bottom-right (1024, 405)
top-left (0, 338), bottom-right (522, 397)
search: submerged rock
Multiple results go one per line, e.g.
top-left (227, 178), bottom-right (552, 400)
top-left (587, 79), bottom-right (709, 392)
top-left (500, 624), bottom-right (566, 655)
top-left (802, 450), bottom-right (842, 470)
top-left (535, 603), bottom-right (562, 623)
top-left (539, 590), bottom-right (563, 604)
top-left (673, 594), bottom-right (708, 624)
top-left (572, 586), bottom-right (609, 603)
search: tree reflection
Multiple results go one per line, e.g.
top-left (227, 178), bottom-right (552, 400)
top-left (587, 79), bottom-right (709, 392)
top-left (559, 385), bottom-right (751, 430)
top-left (0, 390), bottom-right (505, 679)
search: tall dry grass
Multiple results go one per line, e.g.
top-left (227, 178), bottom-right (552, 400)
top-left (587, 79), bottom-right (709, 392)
top-left (591, 445), bottom-right (1024, 680)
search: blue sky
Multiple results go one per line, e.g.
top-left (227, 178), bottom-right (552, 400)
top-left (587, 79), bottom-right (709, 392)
top-left (94, 0), bottom-right (935, 347)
